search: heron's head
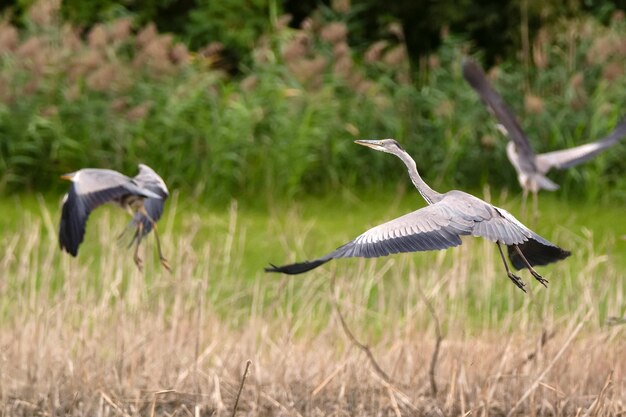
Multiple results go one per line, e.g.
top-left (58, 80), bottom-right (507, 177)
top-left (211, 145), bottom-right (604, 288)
top-left (354, 139), bottom-right (405, 155)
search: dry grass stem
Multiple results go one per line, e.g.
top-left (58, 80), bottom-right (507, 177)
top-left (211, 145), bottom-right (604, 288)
top-left (419, 286), bottom-right (443, 397)
top-left (231, 360), bottom-right (252, 417)
top-left (330, 274), bottom-right (392, 384)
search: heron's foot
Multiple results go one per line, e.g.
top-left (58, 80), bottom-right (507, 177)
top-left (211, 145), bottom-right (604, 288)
top-left (133, 254), bottom-right (143, 272)
top-left (507, 272), bottom-right (527, 293)
top-left (529, 269), bottom-right (548, 287)
top-left (160, 256), bottom-right (172, 272)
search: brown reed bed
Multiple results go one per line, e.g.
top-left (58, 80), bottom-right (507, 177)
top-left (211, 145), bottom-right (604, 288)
top-left (0, 196), bottom-right (624, 416)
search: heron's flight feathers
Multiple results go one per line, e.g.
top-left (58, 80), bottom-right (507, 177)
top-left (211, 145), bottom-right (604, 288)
top-left (535, 117), bottom-right (626, 172)
top-left (461, 57), bottom-right (537, 174)
top-left (266, 191), bottom-right (569, 275)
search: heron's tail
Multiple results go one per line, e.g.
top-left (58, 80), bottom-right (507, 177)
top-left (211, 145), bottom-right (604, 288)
top-left (533, 174), bottom-right (559, 192)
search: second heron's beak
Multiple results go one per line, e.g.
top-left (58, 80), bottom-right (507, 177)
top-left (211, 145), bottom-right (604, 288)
top-left (60, 173), bottom-right (74, 181)
top-left (354, 139), bottom-right (385, 151)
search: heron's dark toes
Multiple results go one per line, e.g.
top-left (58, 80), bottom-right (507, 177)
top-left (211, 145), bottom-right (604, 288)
top-left (134, 255), bottom-right (143, 272)
top-left (530, 270), bottom-right (549, 287)
top-left (160, 257), bottom-right (172, 272)
top-left (507, 272), bottom-right (527, 293)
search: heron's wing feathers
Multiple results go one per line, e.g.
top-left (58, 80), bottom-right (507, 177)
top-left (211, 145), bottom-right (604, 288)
top-left (59, 182), bottom-right (137, 256)
top-left (265, 190), bottom-right (571, 276)
top-left (507, 239), bottom-right (571, 270)
top-left (462, 58), bottom-right (537, 172)
top-left (129, 164), bottom-right (169, 243)
top-left (266, 202), bottom-right (473, 275)
top-left (443, 191), bottom-right (570, 269)
top-left (492, 207), bottom-right (570, 269)
top-left (535, 118), bottom-right (626, 172)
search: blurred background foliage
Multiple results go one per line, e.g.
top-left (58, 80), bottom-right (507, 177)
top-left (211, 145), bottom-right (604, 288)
top-left (0, 0), bottom-right (625, 204)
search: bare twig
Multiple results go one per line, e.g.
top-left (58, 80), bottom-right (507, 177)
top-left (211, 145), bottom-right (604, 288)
top-left (418, 287), bottom-right (443, 397)
top-left (231, 360), bottom-right (252, 417)
top-left (330, 274), bottom-right (392, 383)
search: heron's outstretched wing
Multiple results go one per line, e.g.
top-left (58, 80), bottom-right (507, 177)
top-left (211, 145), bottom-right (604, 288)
top-left (266, 191), bottom-right (570, 275)
top-left (59, 169), bottom-right (161, 256)
top-left (129, 164), bottom-right (169, 243)
top-left (462, 58), bottom-right (537, 173)
top-left (266, 201), bottom-right (474, 274)
top-left (535, 118), bottom-right (626, 173)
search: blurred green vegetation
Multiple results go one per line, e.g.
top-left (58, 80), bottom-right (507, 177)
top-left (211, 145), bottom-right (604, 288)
top-left (0, 1), bottom-right (625, 204)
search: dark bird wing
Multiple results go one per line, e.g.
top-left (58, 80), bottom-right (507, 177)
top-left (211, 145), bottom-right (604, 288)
top-left (462, 58), bottom-right (537, 173)
top-left (535, 117), bottom-right (626, 173)
top-left (129, 164), bottom-right (169, 243)
top-left (59, 169), bottom-right (161, 256)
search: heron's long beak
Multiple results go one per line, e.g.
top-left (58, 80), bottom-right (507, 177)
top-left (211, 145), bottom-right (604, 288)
top-left (60, 173), bottom-right (73, 181)
top-left (354, 139), bottom-right (385, 151)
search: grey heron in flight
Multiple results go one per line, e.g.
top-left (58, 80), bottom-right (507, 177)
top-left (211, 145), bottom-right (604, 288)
top-left (59, 164), bottom-right (171, 271)
top-left (266, 139), bottom-right (570, 292)
top-left (462, 57), bottom-right (626, 214)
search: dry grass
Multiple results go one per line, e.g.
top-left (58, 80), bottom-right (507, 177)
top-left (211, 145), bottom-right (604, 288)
top-left (0, 196), bottom-right (624, 416)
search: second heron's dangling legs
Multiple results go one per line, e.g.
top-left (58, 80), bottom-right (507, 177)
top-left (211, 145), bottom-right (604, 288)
top-left (133, 222), bottom-right (144, 271)
top-left (532, 190), bottom-right (540, 226)
top-left (138, 206), bottom-right (171, 271)
top-left (520, 189), bottom-right (529, 221)
top-left (150, 221), bottom-right (171, 272)
top-left (496, 243), bottom-right (526, 292)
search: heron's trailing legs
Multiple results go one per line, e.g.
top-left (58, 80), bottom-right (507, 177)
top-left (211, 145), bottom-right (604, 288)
top-left (496, 243), bottom-right (526, 292)
top-left (150, 220), bottom-right (171, 272)
top-left (139, 206), bottom-right (171, 271)
top-left (513, 245), bottom-right (548, 287)
top-left (133, 222), bottom-right (144, 271)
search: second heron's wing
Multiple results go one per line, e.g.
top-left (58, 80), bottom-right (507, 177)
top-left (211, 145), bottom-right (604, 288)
top-left (59, 169), bottom-right (160, 256)
top-left (462, 57), bottom-right (537, 173)
top-left (265, 202), bottom-right (475, 274)
top-left (535, 118), bottom-right (626, 173)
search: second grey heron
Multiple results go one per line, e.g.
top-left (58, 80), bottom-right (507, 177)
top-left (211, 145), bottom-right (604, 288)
top-left (462, 57), bottom-right (626, 214)
top-left (59, 164), bottom-right (171, 271)
top-left (266, 139), bottom-right (570, 292)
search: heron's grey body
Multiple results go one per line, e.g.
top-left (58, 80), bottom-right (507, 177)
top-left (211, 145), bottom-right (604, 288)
top-left (129, 164), bottom-right (169, 246)
top-left (59, 164), bottom-right (170, 270)
top-left (462, 57), bottom-right (626, 194)
top-left (266, 139), bottom-right (570, 291)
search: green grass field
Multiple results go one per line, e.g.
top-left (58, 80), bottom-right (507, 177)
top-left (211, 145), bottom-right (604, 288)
top-left (1, 190), bottom-right (624, 415)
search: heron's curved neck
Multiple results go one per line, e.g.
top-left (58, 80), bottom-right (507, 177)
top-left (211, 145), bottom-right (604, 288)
top-left (396, 150), bottom-right (442, 204)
